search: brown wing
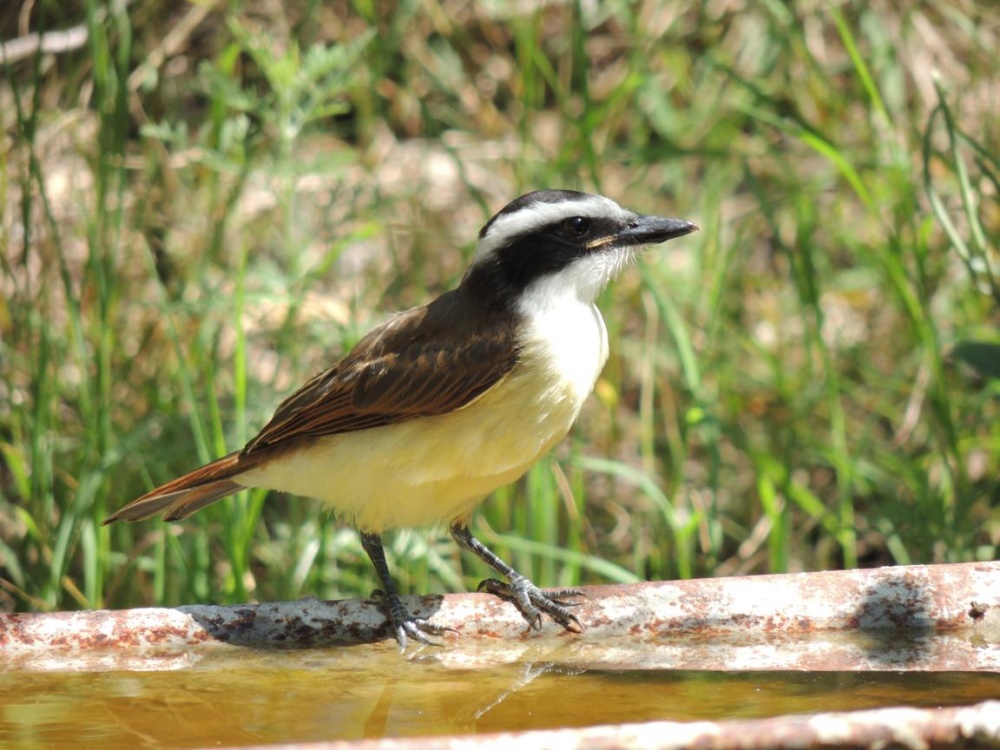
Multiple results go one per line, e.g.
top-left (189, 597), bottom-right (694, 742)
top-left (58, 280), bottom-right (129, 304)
top-left (104, 288), bottom-right (520, 526)
top-left (243, 289), bottom-right (520, 454)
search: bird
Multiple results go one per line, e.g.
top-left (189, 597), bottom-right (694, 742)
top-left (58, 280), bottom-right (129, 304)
top-left (105, 189), bottom-right (698, 648)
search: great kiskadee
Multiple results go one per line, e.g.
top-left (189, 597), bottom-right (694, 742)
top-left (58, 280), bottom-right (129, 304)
top-left (105, 190), bottom-right (698, 647)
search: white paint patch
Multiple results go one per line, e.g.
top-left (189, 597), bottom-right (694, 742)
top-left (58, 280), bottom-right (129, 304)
top-left (475, 194), bottom-right (634, 262)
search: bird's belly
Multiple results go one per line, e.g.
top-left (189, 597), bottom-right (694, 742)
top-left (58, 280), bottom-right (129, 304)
top-left (237, 358), bottom-right (595, 532)
top-left (239, 302), bottom-right (609, 532)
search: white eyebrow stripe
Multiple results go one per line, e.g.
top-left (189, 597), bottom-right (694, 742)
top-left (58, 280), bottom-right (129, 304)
top-left (474, 195), bottom-right (634, 261)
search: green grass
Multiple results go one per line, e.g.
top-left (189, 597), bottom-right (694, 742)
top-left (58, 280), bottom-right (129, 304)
top-left (1, 1), bottom-right (997, 614)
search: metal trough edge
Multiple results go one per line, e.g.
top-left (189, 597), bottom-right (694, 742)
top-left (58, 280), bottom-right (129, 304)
top-left (3, 561), bottom-right (999, 672)
top-left (223, 700), bottom-right (1000, 750)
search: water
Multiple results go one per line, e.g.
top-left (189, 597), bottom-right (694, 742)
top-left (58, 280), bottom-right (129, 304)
top-left (2, 644), bottom-right (998, 748)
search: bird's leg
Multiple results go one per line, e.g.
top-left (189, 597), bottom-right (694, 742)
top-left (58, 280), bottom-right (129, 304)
top-left (449, 523), bottom-right (585, 632)
top-left (360, 532), bottom-right (451, 649)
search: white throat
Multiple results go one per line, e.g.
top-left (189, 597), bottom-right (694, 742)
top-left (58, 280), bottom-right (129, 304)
top-left (516, 271), bottom-right (611, 404)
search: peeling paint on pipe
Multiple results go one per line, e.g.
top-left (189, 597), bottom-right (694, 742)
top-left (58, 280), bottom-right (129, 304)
top-left (2, 562), bottom-right (999, 673)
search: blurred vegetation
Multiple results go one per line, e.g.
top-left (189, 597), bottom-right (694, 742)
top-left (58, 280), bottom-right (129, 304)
top-left (0, 0), bottom-right (997, 614)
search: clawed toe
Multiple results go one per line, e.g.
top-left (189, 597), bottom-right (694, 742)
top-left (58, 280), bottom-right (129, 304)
top-left (395, 617), bottom-right (452, 649)
top-left (449, 524), bottom-right (588, 634)
top-left (478, 575), bottom-right (586, 632)
top-left (371, 589), bottom-right (455, 649)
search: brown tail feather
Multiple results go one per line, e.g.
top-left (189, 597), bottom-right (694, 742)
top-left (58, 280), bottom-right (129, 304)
top-left (104, 451), bottom-right (252, 524)
top-left (161, 479), bottom-right (246, 521)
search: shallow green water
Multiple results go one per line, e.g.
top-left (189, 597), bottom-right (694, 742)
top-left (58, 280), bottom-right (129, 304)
top-left (2, 645), bottom-right (998, 748)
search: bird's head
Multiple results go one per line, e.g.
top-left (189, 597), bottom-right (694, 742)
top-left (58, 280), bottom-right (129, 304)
top-left (466, 190), bottom-right (698, 307)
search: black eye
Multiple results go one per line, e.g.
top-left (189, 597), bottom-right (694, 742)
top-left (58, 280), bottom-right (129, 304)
top-left (564, 216), bottom-right (590, 238)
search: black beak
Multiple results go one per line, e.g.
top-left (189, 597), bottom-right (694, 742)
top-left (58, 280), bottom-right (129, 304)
top-left (618, 215), bottom-right (699, 245)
